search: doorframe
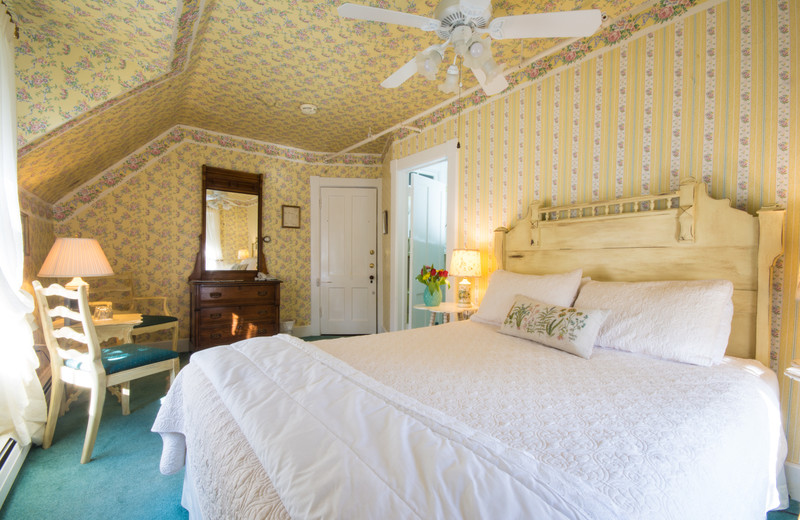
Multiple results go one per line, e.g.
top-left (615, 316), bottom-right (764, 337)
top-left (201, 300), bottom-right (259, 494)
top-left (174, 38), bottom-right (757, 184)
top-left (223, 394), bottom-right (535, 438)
top-left (389, 139), bottom-right (459, 331)
top-left (308, 176), bottom-right (383, 338)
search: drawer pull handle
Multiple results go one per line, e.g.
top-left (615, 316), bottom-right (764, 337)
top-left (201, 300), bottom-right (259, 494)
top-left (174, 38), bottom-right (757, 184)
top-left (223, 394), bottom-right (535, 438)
top-left (258, 310), bottom-right (268, 315)
top-left (258, 291), bottom-right (268, 296)
top-left (210, 333), bottom-right (221, 339)
top-left (210, 313), bottom-right (222, 319)
top-left (209, 292), bottom-right (222, 298)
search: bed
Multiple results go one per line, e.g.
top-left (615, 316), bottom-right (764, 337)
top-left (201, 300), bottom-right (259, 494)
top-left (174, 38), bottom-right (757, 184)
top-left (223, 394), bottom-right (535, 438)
top-left (154, 179), bottom-right (788, 519)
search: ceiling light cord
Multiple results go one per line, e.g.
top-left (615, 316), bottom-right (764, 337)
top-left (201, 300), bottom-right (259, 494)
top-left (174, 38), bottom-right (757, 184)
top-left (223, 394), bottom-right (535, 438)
top-left (457, 56), bottom-right (462, 150)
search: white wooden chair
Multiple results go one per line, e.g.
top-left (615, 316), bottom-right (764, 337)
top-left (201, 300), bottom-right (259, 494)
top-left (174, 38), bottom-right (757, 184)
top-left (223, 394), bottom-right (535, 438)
top-left (88, 273), bottom-right (179, 351)
top-left (33, 281), bottom-right (180, 464)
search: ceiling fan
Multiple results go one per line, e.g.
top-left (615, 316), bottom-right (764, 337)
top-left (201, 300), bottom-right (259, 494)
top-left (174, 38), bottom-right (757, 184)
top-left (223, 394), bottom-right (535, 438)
top-left (338, 0), bottom-right (602, 96)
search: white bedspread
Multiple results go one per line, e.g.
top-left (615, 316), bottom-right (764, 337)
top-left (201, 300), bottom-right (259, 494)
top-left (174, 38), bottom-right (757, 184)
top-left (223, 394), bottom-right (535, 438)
top-left (317, 322), bottom-right (787, 519)
top-left (154, 321), bottom-right (787, 519)
top-left (155, 334), bottom-right (620, 519)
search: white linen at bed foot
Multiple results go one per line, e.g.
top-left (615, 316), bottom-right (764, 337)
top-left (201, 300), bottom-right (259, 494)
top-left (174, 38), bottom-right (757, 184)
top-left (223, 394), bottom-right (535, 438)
top-left (155, 363), bottom-right (291, 519)
top-left (192, 335), bottom-right (621, 519)
top-left (158, 432), bottom-right (185, 475)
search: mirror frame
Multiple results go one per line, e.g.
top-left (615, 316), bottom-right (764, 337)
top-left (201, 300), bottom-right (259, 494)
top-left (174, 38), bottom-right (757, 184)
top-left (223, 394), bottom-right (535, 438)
top-left (189, 165), bottom-right (267, 281)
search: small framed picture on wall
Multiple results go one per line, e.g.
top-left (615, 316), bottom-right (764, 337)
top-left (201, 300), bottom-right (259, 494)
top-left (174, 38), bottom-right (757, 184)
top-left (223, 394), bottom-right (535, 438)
top-left (281, 205), bottom-right (301, 228)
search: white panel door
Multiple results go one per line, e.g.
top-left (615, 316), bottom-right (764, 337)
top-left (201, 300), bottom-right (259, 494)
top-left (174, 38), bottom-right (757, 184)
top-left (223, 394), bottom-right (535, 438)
top-left (408, 173), bottom-right (447, 328)
top-left (320, 187), bottom-right (377, 335)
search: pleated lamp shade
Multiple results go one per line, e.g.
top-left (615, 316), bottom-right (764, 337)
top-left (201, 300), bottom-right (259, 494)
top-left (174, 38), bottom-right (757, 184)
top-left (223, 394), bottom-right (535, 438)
top-left (38, 238), bottom-right (114, 289)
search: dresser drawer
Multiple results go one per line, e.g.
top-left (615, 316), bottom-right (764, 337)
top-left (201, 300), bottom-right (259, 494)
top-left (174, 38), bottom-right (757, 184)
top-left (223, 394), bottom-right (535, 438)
top-left (196, 321), bottom-right (279, 348)
top-left (190, 280), bottom-right (281, 352)
top-left (197, 284), bottom-right (278, 306)
top-left (199, 306), bottom-right (278, 324)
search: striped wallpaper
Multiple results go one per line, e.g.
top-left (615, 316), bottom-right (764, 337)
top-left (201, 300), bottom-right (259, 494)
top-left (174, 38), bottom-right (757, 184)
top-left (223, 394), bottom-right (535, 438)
top-left (393, 0), bottom-right (800, 459)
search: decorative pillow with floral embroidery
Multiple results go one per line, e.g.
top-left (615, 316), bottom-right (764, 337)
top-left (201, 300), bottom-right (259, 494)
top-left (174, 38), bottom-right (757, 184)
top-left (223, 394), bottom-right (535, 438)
top-left (499, 295), bottom-right (609, 359)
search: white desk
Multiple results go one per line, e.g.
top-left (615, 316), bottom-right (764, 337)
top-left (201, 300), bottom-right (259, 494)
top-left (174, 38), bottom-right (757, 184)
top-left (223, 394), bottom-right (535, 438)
top-left (55, 313), bottom-right (142, 344)
top-left (55, 313), bottom-right (143, 414)
top-left (413, 302), bottom-right (478, 326)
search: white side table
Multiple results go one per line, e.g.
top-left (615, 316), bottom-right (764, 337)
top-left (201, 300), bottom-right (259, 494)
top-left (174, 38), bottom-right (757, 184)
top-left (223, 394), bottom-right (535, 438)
top-left (413, 302), bottom-right (478, 326)
top-left (55, 313), bottom-right (143, 343)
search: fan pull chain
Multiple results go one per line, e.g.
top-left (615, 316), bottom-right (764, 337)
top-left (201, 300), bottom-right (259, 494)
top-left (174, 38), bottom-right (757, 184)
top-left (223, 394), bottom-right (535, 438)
top-left (457, 57), bottom-right (462, 150)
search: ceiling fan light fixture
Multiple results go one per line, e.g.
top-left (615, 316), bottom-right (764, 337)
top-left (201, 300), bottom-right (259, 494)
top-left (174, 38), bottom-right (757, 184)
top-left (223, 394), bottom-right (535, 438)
top-left (415, 47), bottom-right (443, 81)
top-left (462, 34), bottom-right (491, 69)
top-left (339, 1), bottom-right (603, 97)
top-left (480, 57), bottom-right (502, 83)
top-left (451, 25), bottom-right (472, 56)
top-left (468, 40), bottom-right (485, 58)
top-left (438, 65), bottom-right (460, 93)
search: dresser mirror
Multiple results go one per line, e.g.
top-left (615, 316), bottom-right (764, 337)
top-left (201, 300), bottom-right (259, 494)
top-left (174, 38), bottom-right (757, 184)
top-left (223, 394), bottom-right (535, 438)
top-left (189, 165), bottom-right (267, 280)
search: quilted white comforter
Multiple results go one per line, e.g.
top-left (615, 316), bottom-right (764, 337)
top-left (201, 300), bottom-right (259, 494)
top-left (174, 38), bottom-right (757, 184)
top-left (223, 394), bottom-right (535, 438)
top-left (154, 321), bottom-right (787, 519)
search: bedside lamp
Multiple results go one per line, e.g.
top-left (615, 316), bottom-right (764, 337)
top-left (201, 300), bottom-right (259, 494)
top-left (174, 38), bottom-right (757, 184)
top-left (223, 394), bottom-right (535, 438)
top-left (449, 249), bottom-right (481, 308)
top-left (38, 237), bottom-right (114, 290)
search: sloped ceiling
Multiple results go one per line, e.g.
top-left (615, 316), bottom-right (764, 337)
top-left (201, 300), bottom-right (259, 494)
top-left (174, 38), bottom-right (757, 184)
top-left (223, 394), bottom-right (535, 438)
top-left (8, 0), bottom-right (654, 205)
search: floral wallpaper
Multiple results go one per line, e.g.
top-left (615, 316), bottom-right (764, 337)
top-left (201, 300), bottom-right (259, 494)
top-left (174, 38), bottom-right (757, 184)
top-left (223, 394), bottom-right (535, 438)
top-left (7, 0), bottom-right (178, 147)
top-left (17, 79), bottom-right (182, 204)
top-left (11, 0), bottom-right (670, 207)
top-left (55, 133), bottom-right (381, 339)
top-left (48, 125), bottom-right (380, 220)
top-left (18, 190), bottom-right (55, 346)
top-left (219, 205), bottom-right (250, 266)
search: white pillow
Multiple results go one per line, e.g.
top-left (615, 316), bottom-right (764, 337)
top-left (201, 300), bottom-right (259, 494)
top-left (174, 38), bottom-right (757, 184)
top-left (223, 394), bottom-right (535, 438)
top-left (471, 269), bottom-right (583, 326)
top-left (574, 279), bottom-right (735, 366)
top-left (499, 295), bottom-right (609, 359)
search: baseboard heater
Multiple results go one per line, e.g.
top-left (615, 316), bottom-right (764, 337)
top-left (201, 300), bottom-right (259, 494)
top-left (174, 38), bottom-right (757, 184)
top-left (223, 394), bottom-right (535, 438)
top-left (0, 435), bottom-right (29, 509)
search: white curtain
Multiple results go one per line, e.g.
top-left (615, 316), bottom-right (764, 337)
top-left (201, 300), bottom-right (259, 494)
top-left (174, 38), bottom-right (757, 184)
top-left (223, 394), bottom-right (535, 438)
top-left (0, 13), bottom-right (46, 446)
top-left (205, 207), bottom-right (223, 270)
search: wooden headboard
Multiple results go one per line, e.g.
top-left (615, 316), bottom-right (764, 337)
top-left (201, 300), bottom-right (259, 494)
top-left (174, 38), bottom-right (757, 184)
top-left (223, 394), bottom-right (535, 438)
top-left (494, 179), bottom-right (784, 364)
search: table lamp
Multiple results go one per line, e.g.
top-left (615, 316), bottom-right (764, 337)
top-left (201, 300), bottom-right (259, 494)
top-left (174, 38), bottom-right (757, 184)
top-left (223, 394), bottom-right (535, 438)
top-left (449, 249), bottom-right (481, 307)
top-left (38, 237), bottom-right (114, 290)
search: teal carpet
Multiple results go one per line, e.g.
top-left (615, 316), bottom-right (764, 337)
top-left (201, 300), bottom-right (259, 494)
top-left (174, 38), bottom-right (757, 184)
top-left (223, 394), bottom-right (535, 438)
top-left (2, 347), bottom-right (798, 519)
top-left (0, 369), bottom-right (187, 520)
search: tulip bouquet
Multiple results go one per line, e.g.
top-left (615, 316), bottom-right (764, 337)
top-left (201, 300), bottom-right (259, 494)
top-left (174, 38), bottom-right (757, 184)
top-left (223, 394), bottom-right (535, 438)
top-left (416, 265), bottom-right (450, 295)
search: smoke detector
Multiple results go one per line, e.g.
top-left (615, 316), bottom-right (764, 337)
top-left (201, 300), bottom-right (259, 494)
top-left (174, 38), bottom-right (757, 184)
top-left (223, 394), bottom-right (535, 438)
top-left (299, 103), bottom-right (318, 115)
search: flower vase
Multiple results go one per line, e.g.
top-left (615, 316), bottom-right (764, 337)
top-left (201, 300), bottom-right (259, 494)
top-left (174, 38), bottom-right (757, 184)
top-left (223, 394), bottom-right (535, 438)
top-left (423, 286), bottom-right (442, 307)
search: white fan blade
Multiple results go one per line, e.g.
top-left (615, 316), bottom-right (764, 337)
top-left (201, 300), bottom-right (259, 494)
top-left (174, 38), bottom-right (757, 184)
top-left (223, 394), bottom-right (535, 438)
top-left (488, 10), bottom-right (602, 39)
top-left (338, 3), bottom-right (440, 31)
top-left (381, 58), bottom-right (418, 89)
top-left (471, 68), bottom-right (508, 96)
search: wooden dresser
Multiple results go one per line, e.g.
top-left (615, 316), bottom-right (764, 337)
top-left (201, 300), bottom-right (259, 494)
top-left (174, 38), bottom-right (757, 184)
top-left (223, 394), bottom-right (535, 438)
top-left (189, 280), bottom-right (281, 351)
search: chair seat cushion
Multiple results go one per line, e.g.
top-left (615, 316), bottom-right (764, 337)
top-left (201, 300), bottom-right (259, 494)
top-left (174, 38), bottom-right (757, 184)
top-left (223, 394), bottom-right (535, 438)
top-left (65, 344), bottom-right (179, 375)
top-left (134, 315), bottom-right (178, 329)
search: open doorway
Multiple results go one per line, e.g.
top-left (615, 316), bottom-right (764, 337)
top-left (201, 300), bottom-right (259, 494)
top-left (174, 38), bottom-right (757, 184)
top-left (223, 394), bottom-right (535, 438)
top-left (408, 164), bottom-right (447, 328)
top-left (389, 139), bottom-right (458, 331)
